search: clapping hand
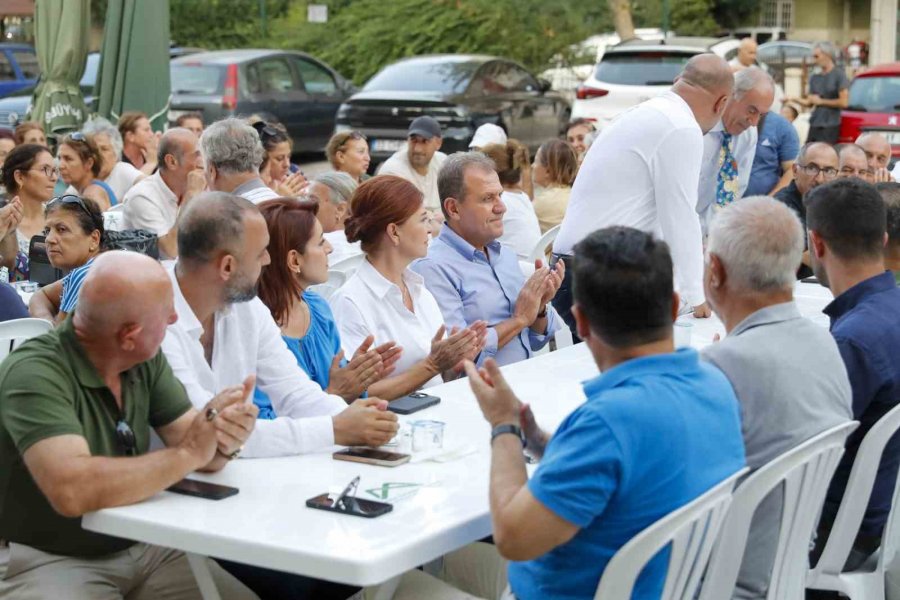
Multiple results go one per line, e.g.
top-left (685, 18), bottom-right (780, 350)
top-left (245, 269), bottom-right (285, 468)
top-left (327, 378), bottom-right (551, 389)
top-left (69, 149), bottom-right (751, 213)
top-left (0, 196), bottom-right (23, 240)
top-left (275, 171), bottom-right (308, 198)
top-left (464, 359), bottom-right (520, 428)
top-left (327, 335), bottom-right (399, 402)
top-left (535, 258), bottom-right (564, 306)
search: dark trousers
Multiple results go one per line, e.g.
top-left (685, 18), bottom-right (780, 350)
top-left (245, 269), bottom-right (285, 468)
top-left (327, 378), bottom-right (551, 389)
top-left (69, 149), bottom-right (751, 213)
top-left (806, 504), bottom-right (881, 599)
top-left (806, 125), bottom-right (841, 145)
top-left (550, 253), bottom-right (580, 344)
top-left (217, 559), bottom-right (360, 600)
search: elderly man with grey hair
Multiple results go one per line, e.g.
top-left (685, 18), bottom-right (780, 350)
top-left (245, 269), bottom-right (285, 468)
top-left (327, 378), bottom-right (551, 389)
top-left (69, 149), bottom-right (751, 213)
top-left (306, 171), bottom-right (363, 265)
top-left (701, 196), bottom-right (852, 600)
top-left (697, 67), bottom-right (776, 228)
top-left (786, 41), bottom-right (849, 144)
top-left (200, 117), bottom-right (279, 204)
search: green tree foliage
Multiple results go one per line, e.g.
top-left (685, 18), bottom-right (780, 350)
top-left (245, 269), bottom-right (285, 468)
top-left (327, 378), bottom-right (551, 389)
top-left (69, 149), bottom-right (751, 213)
top-left (169, 0), bottom-right (291, 48)
top-left (267, 0), bottom-right (610, 85)
top-left (713, 0), bottom-right (761, 29)
top-left (671, 0), bottom-right (720, 36)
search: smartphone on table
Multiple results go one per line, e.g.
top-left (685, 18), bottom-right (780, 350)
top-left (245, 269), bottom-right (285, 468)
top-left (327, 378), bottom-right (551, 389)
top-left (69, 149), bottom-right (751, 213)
top-left (388, 392), bottom-right (440, 415)
top-left (333, 447), bottom-right (410, 467)
top-left (167, 478), bottom-right (239, 500)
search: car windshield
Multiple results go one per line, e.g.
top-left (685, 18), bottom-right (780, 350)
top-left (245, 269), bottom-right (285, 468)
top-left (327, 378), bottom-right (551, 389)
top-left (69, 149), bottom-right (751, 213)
top-left (595, 51), bottom-right (694, 86)
top-left (363, 60), bottom-right (479, 93)
top-left (171, 64), bottom-right (223, 94)
top-left (848, 76), bottom-right (900, 112)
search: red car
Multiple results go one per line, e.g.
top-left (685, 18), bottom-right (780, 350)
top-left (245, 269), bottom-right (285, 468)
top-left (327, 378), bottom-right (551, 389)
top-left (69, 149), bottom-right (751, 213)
top-left (839, 62), bottom-right (900, 158)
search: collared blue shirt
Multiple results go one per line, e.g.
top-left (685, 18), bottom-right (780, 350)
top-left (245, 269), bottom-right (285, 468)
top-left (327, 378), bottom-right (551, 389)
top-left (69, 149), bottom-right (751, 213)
top-left (745, 112), bottom-right (800, 197)
top-left (509, 349), bottom-right (746, 600)
top-left (411, 225), bottom-right (560, 366)
top-left (823, 271), bottom-right (900, 537)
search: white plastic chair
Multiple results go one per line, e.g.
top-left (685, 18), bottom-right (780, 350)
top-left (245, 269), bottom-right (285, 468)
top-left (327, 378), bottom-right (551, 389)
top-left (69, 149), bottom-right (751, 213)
top-left (0, 318), bottom-right (52, 362)
top-left (807, 403), bottom-right (900, 600)
top-left (698, 421), bottom-right (859, 600)
top-left (329, 253), bottom-right (365, 276)
top-left (527, 224), bottom-right (560, 265)
top-left (308, 270), bottom-right (347, 302)
top-left (594, 468), bottom-right (748, 600)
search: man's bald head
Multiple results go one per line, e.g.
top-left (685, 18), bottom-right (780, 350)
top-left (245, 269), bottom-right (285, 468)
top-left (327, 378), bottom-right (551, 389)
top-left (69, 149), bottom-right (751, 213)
top-left (736, 38), bottom-right (758, 68)
top-left (675, 54), bottom-right (734, 134)
top-left (856, 132), bottom-right (893, 171)
top-left (680, 54), bottom-right (735, 94)
top-left (73, 253), bottom-right (176, 369)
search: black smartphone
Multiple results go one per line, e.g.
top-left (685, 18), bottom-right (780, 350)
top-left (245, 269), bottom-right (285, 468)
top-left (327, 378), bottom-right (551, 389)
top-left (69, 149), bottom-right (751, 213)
top-left (388, 392), bottom-right (441, 415)
top-left (333, 447), bottom-right (411, 467)
top-left (306, 493), bottom-right (393, 518)
top-left (167, 478), bottom-right (239, 500)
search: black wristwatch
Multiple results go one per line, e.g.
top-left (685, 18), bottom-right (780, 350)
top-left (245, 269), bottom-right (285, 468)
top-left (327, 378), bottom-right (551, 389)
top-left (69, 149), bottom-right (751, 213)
top-left (491, 423), bottom-right (526, 447)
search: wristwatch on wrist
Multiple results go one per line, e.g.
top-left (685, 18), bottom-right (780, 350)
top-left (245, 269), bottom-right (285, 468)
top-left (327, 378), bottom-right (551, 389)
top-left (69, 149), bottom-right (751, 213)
top-left (491, 423), bottom-right (526, 447)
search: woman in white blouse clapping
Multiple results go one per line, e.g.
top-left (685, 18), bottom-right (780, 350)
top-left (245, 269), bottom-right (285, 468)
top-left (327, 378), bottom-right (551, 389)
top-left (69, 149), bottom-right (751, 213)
top-left (331, 175), bottom-right (487, 399)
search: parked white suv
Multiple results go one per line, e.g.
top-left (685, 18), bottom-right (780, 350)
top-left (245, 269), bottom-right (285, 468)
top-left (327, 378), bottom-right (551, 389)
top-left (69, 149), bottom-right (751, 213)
top-left (571, 45), bottom-right (704, 127)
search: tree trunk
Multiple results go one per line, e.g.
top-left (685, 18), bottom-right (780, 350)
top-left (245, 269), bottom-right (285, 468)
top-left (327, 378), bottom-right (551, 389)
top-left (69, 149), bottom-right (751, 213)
top-left (607, 0), bottom-right (636, 41)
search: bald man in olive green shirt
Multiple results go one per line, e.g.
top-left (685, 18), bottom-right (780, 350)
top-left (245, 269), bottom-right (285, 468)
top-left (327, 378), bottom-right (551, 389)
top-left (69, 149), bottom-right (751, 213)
top-left (0, 252), bottom-right (259, 600)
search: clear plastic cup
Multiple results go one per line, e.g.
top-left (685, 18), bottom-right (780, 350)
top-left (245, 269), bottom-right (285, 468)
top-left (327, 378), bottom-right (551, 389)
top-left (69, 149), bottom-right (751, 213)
top-left (674, 321), bottom-right (693, 348)
top-left (411, 420), bottom-right (445, 453)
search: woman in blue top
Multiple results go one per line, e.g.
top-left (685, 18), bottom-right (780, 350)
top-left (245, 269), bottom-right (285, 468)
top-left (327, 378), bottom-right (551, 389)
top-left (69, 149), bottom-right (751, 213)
top-left (27, 195), bottom-right (103, 324)
top-left (58, 132), bottom-right (116, 211)
top-left (254, 198), bottom-right (401, 418)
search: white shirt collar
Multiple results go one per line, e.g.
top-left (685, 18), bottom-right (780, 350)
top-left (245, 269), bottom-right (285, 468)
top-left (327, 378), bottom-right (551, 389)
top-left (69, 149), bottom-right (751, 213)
top-left (167, 263), bottom-right (233, 339)
top-left (357, 258), bottom-right (424, 300)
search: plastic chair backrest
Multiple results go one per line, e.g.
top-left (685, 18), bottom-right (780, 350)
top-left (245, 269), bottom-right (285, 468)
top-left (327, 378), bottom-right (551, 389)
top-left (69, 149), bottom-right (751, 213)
top-left (527, 224), bottom-right (561, 265)
top-left (809, 402), bottom-right (900, 582)
top-left (329, 254), bottom-right (365, 275)
top-left (698, 420), bottom-right (859, 600)
top-left (308, 270), bottom-right (347, 302)
top-left (594, 467), bottom-right (748, 600)
top-left (0, 318), bottom-right (52, 362)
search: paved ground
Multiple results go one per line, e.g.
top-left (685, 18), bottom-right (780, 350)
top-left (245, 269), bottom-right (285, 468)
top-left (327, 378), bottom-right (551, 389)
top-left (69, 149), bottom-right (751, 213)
top-left (296, 153), bottom-right (331, 178)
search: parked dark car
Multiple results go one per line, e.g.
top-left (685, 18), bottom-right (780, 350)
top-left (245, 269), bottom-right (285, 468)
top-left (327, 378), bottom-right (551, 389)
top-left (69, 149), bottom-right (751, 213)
top-left (334, 54), bottom-right (571, 162)
top-left (0, 47), bottom-right (202, 133)
top-left (169, 49), bottom-right (355, 153)
top-left (0, 43), bottom-right (38, 98)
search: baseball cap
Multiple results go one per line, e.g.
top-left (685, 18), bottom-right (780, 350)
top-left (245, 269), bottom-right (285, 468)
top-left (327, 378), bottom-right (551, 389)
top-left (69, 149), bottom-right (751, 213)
top-left (469, 123), bottom-right (507, 149)
top-left (408, 116), bottom-right (442, 140)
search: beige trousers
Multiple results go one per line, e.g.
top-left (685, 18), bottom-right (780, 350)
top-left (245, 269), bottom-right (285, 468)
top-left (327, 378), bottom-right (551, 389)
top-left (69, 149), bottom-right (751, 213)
top-left (0, 542), bottom-right (259, 600)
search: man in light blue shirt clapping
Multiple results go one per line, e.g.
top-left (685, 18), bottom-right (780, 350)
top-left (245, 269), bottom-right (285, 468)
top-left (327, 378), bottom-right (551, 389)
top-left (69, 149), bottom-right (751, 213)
top-left (412, 152), bottom-right (563, 367)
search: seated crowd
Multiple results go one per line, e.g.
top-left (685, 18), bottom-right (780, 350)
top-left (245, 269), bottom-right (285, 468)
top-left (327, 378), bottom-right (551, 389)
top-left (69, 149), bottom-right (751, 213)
top-left (1, 52), bottom-right (900, 600)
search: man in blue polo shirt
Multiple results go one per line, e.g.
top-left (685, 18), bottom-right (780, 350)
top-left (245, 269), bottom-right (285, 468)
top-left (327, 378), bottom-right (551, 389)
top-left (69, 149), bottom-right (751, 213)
top-left (805, 177), bottom-right (900, 576)
top-left (427, 227), bottom-right (745, 600)
top-left (745, 110), bottom-right (800, 196)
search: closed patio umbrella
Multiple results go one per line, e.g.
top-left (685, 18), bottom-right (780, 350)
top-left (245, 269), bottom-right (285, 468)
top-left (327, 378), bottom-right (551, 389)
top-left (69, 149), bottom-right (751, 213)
top-left (28, 0), bottom-right (90, 135)
top-left (94, 0), bottom-right (170, 130)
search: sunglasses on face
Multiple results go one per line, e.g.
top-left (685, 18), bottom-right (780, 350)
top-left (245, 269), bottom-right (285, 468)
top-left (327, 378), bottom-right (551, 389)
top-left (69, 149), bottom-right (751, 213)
top-left (46, 194), bottom-right (99, 225)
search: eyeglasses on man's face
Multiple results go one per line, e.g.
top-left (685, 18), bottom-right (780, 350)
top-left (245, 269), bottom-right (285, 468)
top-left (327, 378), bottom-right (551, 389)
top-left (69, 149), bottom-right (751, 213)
top-left (799, 163), bottom-right (838, 179)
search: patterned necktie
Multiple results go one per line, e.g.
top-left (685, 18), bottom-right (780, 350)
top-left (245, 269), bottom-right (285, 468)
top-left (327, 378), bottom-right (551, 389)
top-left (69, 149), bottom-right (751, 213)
top-left (716, 131), bottom-right (738, 209)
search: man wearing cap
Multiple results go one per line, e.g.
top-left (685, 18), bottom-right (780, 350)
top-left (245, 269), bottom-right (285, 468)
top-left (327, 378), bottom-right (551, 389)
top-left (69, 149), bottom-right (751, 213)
top-left (378, 116), bottom-right (448, 214)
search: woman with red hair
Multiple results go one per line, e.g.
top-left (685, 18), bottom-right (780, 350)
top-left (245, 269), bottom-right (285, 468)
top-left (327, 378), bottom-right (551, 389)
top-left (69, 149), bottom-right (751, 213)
top-left (254, 198), bottom-right (400, 415)
top-left (331, 176), bottom-right (487, 398)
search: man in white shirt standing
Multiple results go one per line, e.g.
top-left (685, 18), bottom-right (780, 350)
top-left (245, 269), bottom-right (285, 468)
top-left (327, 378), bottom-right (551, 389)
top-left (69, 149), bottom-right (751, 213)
top-left (697, 67), bottom-right (775, 230)
top-left (378, 116), bottom-right (447, 221)
top-left (161, 191), bottom-right (398, 461)
top-left (122, 128), bottom-right (205, 258)
top-left (200, 118), bottom-right (280, 204)
top-left (552, 54), bottom-right (734, 337)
